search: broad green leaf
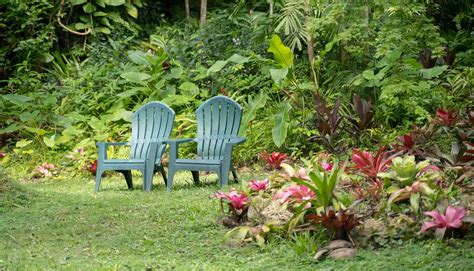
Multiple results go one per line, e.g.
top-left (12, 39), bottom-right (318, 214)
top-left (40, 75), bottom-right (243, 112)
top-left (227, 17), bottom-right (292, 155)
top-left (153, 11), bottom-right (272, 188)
top-left (73, 138), bottom-right (93, 150)
top-left (19, 111), bottom-right (39, 122)
top-left (162, 94), bottom-right (193, 106)
top-left (16, 139), bottom-right (32, 148)
top-left (269, 68), bottom-right (288, 84)
top-left (0, 124), bottom-right (20, 134)
top-left (120, 110), bottom-right (133, 122)
top-left (224, 226), bottom-right (250, 246)
top-left (362, 70), bottom-right (375, 80)
top-left (272, 100), bottom-right (291, 147)
top-left (24, 127), bottom-right (47, 136)
top-left (227, 54), bottom-right (250, 64)
top-left (71, 0), bottom-right (87, 5)
top-left (94, 0), bottom-right (106, 8)
top-left (410, 193), bottom-right (420, 214)
top-left (418, 65), bottom-right (448, 79)
top-left (96, 27), bottom-right (111, 34)
top-left (75, 22), bottom-right (90, 30)
top-left (93, 11), bottom-right (107, 16)
top-left (104, 0), bottom-right (125, 6)
top-left (2, 94), bottom-right (33, 106)
top-left (117, 88), bottom-right (140, 98)
top-left (239, 93), bottom-right (267, 136)
top-left (120, 72), bottom-right (151, 85)
top-left (89, 117), bottom-right (108, 132)
top-left (99, 17), bottom-right (112, 28)
top-left (169, 67), bottom-right (182, 79)
top-left (125, 3), bottom-right (138, 18)
top-left (207, 60), bottom-right (228, 75)
top-left (43, 135), bottom-right (56, 148)
top-left (267, 35), bottom-right (293, 68)
top-left (83, 3), bottom-right (96, 13)
top-left (178, 82), bottom-right (199, 96)
top-left (128, 50), bottom-right (150, 65)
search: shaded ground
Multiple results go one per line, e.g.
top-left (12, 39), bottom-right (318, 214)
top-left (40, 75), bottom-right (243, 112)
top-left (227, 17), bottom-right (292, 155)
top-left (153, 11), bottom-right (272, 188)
top-left (1, 172), bottom-right (473, 270)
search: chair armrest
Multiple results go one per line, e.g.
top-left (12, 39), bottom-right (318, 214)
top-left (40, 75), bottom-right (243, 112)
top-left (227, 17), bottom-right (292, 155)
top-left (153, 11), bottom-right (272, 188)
top-left (163, 138), bottom-right (194, 145)
top-left (97, 142), bottom-right (129, 147)
top-left (165, 138), bottom-right (194, 165)
top-left (222, 137), bottom-right (246, 159)
top-left (227, 136), bottom-right (246, 145)
top-left (97, 142), bottom-right (129, 161)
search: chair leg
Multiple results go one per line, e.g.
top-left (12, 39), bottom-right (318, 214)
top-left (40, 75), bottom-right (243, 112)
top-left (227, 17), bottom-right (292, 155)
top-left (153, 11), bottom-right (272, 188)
top-left (191, 171), bottom-right (200, 185)
top-left (231, 170), bottom-right (239, 183)
top-left (95, 169), bottom-right (104, 192)
top-left (231, 164), bottom-right (239, 183)
top-left (219, 167), bottom-right (229, 187)
top-left (118, 170), bottom-right (133, 190)
top-left (167, 168), bottom-right (176, 192)
top-left (156, 166), bottom-right (168, 186)
top-left (144, 165), bottom-right (155, 192)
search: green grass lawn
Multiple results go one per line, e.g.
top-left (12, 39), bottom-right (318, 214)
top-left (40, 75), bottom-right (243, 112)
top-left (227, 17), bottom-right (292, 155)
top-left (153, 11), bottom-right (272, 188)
top-left (1, 172), bottom-right (473, 270)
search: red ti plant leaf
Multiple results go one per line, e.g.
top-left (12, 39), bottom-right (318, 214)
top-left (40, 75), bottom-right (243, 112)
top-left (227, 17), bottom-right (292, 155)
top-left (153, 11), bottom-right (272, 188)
top-left (86, 160), bottom-right (98, 176)
top-left (347, 94), bottom-right (374, 132)
top-left (305, 209), bottom-right (359, 240)
top-left (352, 146), bottom-right (398, 180)
top-left (258, 150), bottom-right (288, 169)
top-left (418, 49), bottom-right (437, 68)
top-left (435, 108), bottom-right (457, 126)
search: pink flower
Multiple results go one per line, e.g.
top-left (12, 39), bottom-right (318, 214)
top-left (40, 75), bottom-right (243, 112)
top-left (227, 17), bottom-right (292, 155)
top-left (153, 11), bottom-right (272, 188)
top-left (0, 151), bottom-right (6, 158)
top-left (421, 206), bottom-right (467, 238)
top-left (321, 162), bottom-right (333, 171)
top-left (249, 179), bottom-right (269, 192)
top-left (214, 189), bottom-right (248, 210)
top-left (274, 185), bottom-right (315, 208)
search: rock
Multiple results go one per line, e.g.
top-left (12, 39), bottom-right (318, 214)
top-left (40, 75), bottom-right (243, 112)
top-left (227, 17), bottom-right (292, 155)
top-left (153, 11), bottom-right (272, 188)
top-left (313, 240), bottom-right (355, 261)
top-left (329, 248), bottom-right (357, 260)
top-left (313, 248), bottom-right (329, 261)
top-left (261, 201), bottom-right (292, 226)
top-left (325, 239), bottom-right (352, 250)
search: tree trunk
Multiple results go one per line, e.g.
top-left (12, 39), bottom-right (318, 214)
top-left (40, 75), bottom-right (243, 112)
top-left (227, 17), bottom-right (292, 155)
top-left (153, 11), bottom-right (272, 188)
top-left (185, 0), bottom-right (190, 20)
top-left (304, 0), bottom-right (317, 87)
top-left (200, 0), bottom-right (207, 28)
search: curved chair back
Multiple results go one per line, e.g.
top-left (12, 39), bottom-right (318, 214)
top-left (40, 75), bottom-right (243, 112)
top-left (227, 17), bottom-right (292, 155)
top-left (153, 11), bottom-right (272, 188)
top-left (130, 102), bottom-right (175, 164)
top-left (195, 96), bottom-right (242, 160)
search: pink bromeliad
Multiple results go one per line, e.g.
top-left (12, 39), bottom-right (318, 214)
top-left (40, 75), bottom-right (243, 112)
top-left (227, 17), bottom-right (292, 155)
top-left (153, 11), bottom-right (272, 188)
top-left (274, 185), bottom-right (315, 209)
top-left (249, 179), bottom-right (269, 192)
top-left (420, 205), bottom-right (467, 238)
top-left (214, 189), bottom-right (248, 210)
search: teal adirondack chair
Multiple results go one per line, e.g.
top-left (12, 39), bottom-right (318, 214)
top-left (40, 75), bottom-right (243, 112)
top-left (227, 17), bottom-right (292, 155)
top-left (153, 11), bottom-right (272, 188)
top-left (95, 102), bottom-right (175, 192)
top-left (166, 96), bottom-right (245, 191)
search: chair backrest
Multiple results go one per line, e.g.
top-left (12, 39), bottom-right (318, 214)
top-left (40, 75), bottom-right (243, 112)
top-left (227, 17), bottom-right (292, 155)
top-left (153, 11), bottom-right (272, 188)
top-left (130, 102), bottom-right (175, 163)
top-left (195, 96), bottom-right (242, 160)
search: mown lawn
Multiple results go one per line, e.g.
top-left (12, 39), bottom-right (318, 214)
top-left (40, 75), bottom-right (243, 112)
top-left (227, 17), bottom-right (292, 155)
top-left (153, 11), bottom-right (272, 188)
top-left (1, 172), bottom-right (473, 270)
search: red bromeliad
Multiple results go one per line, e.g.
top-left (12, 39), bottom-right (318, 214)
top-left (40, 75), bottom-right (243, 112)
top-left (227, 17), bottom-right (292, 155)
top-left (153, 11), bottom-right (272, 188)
top-left (352, 146), bottom-right (398, 179)
top-left (259, 150), bottom-right (288, 169)
top-left (421, 206), bottom-right (467, 239)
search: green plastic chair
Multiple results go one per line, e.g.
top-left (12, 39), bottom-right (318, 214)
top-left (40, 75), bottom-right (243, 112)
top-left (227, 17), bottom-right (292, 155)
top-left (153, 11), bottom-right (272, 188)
top-left (95, 101), bottom-right (175, 192)
top-left (166, 96), bottom-right (245, 191)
